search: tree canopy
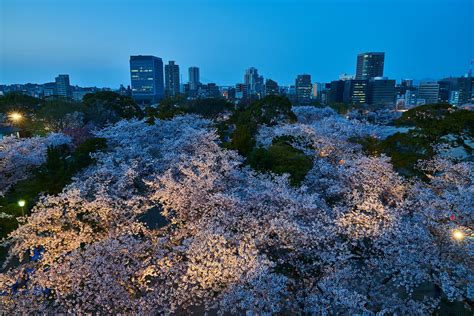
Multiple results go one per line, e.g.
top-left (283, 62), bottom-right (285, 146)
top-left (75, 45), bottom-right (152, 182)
top-left (0, 102), bottom-right (472, 315)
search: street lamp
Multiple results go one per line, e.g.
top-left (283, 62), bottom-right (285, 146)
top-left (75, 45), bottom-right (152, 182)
top-left (18, 199), bottom-right (26, 217)
top-left (9, 112), bottom-right (23, 123)
top-left (452, 229), bottom-right (465, 241)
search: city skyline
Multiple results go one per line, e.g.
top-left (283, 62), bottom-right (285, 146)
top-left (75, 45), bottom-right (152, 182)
top-left (1, 0), bottom-right (472, 87)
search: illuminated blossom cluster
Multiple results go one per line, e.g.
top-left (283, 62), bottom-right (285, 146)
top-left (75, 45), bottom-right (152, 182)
top-left (1, 110), bottom-right (472, 314)
top-left (0, 133), bottom-right (71, 196)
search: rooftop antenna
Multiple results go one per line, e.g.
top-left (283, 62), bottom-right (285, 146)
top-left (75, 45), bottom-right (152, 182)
top-left (468, 60), bottom-right (473, 77)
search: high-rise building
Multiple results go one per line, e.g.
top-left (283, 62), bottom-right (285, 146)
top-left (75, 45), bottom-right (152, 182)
top-left (188, 67), bottom-right (200, 91)
top-left (457, 77), bottom-right (473, 105)
top-left (165, 61), bottom-right (180, 97)
top-left (295, 74), bottom-right (312, 104)
top-left (265, 79), bottom-right (279, 96)
top-left (130, 55), bottom-right (164, 105)
top-left (437, 78), bottom-right (457, 103)
top-left (329, 80), bottom-right (345, 104)
top-left (418, 81), bottom-right (440, 104)
top-left (401, 79), bottom-right (414, 88)
top-left (55, 74), bottom-right (71, 98)
top-left (312, 83), bottom-right (318, 99)
top-left (312, 82), bottom-right (328, 102)
top-left (404, 89), bottom-right (419, 108)
top-left (343, 79), bottom-right (368, 105)
top-left (355, 52), bottom-right (385, 80)
top-left (235, 83), bottom-right (248, 100)
top-left (244, 67), bottom-right (264, 96)
top-left (43, 82), bottom-right (56, 97)
top-left (368, 77), bottom-right (396, 106)
top-left (449, 90), bottom-right (460, 106)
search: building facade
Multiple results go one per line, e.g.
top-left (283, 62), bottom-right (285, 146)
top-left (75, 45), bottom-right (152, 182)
top-left (188, 67), bottom-right (200, 91)
top-left (457, 77), bottom-right (473, 105)
top-left (165, 61), bottom-right (180, 97)
top-left (295, 74), bottom-right (312, 104)
top-left (55, 74), bottom-right (71, 98)
top-left (355, 52), bottom-right (385, 80)
top-left (368, 77), bottom-right (396, 106)
top-left (244, 67), bottom-right (264, 97)
top-left (265, 79), bottom-right (279, 96)
top-left (418, 81), bottom-right (440, 104)
top-left (329, 80), bottom-right (345, 104)
top-left (343, 79), bottom-right (368, 105)
top-left (235, 83), bottom-right (249, 100)
top-left (130, 55), bottom-right (164, 105)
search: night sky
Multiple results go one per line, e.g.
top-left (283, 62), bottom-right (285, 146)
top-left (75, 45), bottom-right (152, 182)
top-left (1, 0), bottom-right (472, 87)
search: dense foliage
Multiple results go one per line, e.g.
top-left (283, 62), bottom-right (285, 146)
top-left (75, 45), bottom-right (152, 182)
top-left (82, 91), bottom-right (144, 121)
top-left (0, 91), bottom-right (143, 135)
top-left (356, 104), bottom-right (474, 176)
top-left (148, 96), bottom-right (233, 120)
top-left (0, 101), bottom-right (472, 314)
top-left (0, 93), bottom-right (43, 115)
top-left (0, 137), bottom-right (106, 244)
top-left (249, 136), bottom-right (313, 185)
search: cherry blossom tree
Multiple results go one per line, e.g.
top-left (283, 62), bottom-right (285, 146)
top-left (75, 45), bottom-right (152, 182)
top-left (1, 111), bottom-right (472, 314)
top-left (0, 133), bottom-right (71, 196)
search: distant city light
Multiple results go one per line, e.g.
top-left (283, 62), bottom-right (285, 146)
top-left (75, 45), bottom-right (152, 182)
top-left (452, 229), bottom-right (465, 241)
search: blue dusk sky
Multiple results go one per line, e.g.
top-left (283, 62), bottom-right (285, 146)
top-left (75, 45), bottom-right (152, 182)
top-left (0, 0), bottom-right (472, 87)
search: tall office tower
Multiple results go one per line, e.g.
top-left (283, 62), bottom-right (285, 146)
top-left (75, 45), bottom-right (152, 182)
top-left (312, 83), bottom-right (318, 99)
top-left (295, 74), bottom-right (312, 104)
top-left (165, 61), bottom-right (180, 97)
top-left (244, 67), bottom-right (263, 96)
top-left (55, 74), bottom-right (71, 98)
top-left (130, 55), bottom-right (164, 105)
top-left (404, 90), bottom-right (419, 108)
top-left (188, 67), bottom-right (200, 91)
top-left (235, 83), bottom-right (249, 100)
top-left (437, 78), bottom-right (457, 103)
top-left (265, 79), bottom-right (279, 96)
top-left (418, 81), bottom-right (440, 104)
top-left (329, 80), bottom-right (346, 103)
top-left (368, 77), bottom-right (396, 106)
top-left (401, 79), bottom-right (414, 88)
top-left (312, 82), bottom-right (327, 102)
top-left (449, 90), bottom-right (460, 106)
top-left (457, 76), bottom-right (473, 105)
top-left (355, 52), bottom-right (385, 80)
top-left (206, 83), bottom-right (220, 98)
top-left (343, 79), bottom-right (368, 105)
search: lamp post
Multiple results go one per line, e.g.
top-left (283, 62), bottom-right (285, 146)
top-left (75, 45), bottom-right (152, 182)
top-left (9, 112), bottom-right (23, 138)
top-left (9, 112), bottom-right (23, 123)
top-left (452, 229), bottom-right (465, 241)
top-left (18, 199), bottom-right (26, 217)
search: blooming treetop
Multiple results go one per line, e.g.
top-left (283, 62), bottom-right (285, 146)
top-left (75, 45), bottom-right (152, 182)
top-left (1, 110), bottom-right (472, 314)
top-left (0, 133), bottom-right (71, 196)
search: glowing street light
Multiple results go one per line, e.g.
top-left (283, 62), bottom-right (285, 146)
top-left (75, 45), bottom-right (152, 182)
top-left (18, 199), bottom-right (26, 217)
top-left (452, 229), bottom-right (465, 241)
top-left (9, 112), bottom-right (23, 122)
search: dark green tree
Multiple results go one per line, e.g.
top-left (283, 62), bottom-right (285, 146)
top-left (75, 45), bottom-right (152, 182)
top-left (82, 91), bottom-right (143, 124)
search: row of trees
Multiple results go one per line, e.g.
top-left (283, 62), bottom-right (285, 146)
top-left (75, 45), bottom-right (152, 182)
top-left (0, 91), bottom-right (143, 136)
